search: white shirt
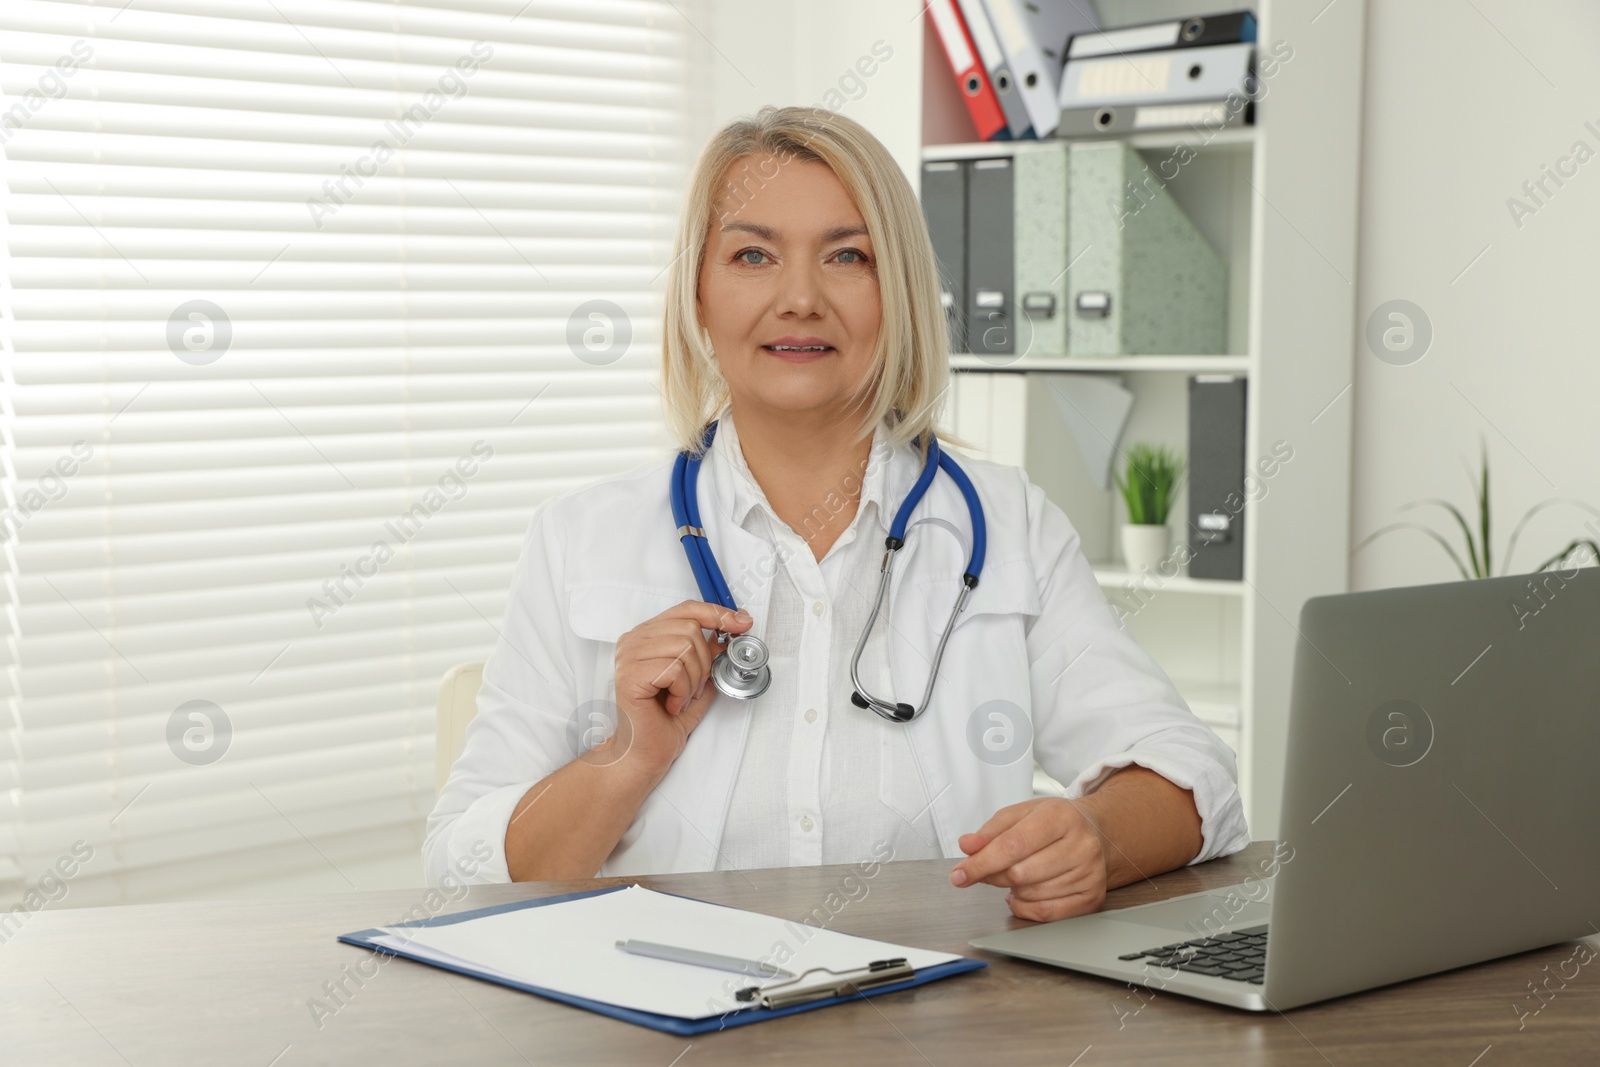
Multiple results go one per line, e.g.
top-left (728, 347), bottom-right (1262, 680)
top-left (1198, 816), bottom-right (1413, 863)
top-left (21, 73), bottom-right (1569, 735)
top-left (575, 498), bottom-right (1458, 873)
top-left (425, 405), bottom-right (1251, 884)
top-left (712, 411), bottom-right (942, 869)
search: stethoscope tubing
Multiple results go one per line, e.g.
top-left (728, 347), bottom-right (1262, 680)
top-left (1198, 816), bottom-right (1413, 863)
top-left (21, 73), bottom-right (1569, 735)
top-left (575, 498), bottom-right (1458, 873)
top-left (671, 419), bottom-right (985, 721)
top-left (671, 425), bottom-right (736, 612)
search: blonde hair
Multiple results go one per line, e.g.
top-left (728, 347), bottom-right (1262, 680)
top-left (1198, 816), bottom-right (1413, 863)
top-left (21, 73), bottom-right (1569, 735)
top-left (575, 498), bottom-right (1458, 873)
top-left (660, 105), bottom-right (961, 460)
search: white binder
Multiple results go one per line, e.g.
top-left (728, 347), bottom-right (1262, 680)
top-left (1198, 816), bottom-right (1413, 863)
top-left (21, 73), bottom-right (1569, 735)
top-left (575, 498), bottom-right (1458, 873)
top-left (1066, 10), bottom-right (1256, 59)
top-left (1055, 98), bottom-right (1252, 138)
top-left (980, 0), bottom-right (1098, 138)
top-left (1059, 41), bottom-right (1254, 111)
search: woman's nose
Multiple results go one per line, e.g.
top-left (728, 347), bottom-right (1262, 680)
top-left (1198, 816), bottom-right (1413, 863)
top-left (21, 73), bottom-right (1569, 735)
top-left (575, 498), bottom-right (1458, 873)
top-left (772, 259), bottom-right (827, 318)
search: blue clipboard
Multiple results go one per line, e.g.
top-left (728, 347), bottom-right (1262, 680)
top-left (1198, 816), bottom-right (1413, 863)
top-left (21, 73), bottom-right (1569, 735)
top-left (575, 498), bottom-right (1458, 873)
top-left (337, 884), bottom-right (986, 1036)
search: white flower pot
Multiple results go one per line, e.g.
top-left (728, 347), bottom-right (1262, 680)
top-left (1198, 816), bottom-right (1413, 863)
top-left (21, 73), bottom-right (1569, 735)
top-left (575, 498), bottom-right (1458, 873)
top-left (1121, 524), bottom-right (1171, 576)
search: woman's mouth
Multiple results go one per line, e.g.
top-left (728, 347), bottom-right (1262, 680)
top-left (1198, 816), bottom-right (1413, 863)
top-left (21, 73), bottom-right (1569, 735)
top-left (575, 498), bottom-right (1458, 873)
top-left (761, 343), bottom-right (835, 362)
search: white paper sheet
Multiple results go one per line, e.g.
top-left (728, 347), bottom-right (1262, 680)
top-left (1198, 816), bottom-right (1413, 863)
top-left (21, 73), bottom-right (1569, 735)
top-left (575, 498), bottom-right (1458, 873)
top-left (369, 884), bottom-right (959, 1020)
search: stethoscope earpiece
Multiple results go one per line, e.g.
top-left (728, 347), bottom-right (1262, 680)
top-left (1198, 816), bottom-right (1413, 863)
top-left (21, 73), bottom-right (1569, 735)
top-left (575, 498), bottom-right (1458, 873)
top-left (853, 691), bottom-right (915, 721)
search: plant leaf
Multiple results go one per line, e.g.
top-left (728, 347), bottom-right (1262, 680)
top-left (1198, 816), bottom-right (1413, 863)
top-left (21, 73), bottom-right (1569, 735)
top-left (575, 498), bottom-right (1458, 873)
top-left (1351, 521), bottom-right (1472, 580)
top-left (1533, 539), bottom-right (1600, 573)
top-left (1397, 499), bottom-right (1480, 578)
top-left (1479, 439), bottom-right (1491, 578)
top-left (1502, 498), bottom-right (1600, 574)
top-left (1116, 442), bottom-right (1185, 525)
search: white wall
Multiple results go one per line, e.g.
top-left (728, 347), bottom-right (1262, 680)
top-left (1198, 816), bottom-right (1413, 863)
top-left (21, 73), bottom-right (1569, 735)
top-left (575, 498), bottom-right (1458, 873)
top-left (1350, 0), bottom-right (1600, 589)
top-left (694, 0), bottom-right (1600, 591)
top-left (694, 0), bottom-right (927, 193)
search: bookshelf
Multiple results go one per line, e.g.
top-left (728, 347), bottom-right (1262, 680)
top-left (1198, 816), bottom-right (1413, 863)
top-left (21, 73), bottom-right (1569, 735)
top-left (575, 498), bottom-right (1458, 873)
top-left (923, 0), bottom-right (1365, 837)
top-left (950, 354), bottom-right (1252, 373)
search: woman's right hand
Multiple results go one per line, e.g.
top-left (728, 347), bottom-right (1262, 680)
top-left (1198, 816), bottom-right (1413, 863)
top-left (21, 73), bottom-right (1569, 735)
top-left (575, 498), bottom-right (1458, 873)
top-left (607, 601), bottom-right (753, 775)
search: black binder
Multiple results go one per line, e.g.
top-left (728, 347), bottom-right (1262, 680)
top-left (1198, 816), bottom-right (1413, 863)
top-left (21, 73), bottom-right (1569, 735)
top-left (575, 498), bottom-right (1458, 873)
top-left (965, 157), bottom-right (1014, 356)
top-left (1187, 375), bottom-right (1247, 580)
top-left (920, 159), bottom-right (967, 354)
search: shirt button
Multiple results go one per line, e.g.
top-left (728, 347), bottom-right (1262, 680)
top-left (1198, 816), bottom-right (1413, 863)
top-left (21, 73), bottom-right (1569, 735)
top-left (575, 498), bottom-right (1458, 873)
top-left (804, 708), bottom-right (817, 723)
top-left (800, 815), bottom-right (814, 832)
top-left (812, 600), bottom-right (825, 616)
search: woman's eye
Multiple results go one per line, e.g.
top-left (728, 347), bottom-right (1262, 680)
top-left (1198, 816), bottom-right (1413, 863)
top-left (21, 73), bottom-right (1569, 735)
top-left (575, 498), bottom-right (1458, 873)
top-left (736, 249), bottom-right (769, 265)
top-left (835, 248), bottom-right (869, 265)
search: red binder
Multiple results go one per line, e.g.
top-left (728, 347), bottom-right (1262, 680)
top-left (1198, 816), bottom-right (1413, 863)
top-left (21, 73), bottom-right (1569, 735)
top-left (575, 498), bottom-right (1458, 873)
top-left (926, 0), bottom-right (1007, 141)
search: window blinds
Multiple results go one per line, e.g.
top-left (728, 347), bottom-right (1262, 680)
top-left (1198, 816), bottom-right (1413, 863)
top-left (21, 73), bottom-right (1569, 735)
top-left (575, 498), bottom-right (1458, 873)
top-left (0, 0), bottom-right (685, 907)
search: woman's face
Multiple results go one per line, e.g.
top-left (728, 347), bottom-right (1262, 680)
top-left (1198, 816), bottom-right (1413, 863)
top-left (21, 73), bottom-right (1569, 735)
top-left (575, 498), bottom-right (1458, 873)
top-left (695, 154), bottom-right (881, 422)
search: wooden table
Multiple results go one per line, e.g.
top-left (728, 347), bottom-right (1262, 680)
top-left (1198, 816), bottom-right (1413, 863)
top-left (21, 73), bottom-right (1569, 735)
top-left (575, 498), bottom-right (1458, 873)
top-left (2, 842), bottom-right (1595, 1065)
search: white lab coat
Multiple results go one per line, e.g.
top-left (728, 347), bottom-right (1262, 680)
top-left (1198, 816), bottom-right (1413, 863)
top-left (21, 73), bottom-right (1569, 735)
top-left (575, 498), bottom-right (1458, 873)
top-left (425, 429), bottom-right (1251, 884)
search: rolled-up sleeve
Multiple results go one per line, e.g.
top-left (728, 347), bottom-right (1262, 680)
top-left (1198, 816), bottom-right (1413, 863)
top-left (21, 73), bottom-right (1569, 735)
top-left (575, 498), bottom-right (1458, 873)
top-left (1021, 475), bottom-right (1250, 864)
top-left (423, 501), bottom-right (577, 884)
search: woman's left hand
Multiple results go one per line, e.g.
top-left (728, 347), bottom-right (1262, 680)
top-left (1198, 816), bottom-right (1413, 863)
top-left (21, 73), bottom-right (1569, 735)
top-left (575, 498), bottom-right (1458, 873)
top-left (948, 797), bottom-right (1109, 921)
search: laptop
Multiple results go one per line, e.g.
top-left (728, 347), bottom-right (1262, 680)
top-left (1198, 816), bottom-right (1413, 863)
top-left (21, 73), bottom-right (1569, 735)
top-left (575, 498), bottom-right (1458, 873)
top-left (970, 567), bottom-right (1600, 1010)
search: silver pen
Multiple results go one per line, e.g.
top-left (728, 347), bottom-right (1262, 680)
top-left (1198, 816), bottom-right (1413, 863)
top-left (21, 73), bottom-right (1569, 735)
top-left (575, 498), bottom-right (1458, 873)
top-left (615, 939), bottom-right (794, 979)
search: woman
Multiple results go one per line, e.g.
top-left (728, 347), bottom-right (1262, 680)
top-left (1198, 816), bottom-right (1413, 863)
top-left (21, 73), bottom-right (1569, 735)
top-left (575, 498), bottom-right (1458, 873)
top-left (426, 106), bottom-right (1248, 921)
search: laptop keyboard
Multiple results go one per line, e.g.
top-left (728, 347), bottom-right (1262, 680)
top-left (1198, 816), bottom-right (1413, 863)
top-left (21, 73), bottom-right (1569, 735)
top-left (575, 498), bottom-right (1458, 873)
top-left (1116, 924), bottom-right (1269, 984)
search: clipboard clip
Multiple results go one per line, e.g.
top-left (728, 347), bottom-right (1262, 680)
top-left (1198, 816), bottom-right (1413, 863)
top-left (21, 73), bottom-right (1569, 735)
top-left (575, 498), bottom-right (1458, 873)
top-left (734, 957), bottom-right (914, 1010)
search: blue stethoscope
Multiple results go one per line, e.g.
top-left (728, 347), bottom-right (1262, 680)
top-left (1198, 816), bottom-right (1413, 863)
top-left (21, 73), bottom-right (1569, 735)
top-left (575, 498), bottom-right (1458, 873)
top-left (670, 419), bottom-right (987, 722)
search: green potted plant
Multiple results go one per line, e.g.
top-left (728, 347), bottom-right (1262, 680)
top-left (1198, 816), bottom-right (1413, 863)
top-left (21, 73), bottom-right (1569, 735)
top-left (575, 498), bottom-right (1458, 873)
top-left (1353, 439), bottom-right (1599, 578)
top-left (1114, 442), bottom-right (1186, 575)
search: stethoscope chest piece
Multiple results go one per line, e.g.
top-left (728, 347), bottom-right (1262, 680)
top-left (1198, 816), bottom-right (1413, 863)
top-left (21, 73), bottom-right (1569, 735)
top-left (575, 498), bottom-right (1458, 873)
top-left (711, 632), bottom-right (771, 700)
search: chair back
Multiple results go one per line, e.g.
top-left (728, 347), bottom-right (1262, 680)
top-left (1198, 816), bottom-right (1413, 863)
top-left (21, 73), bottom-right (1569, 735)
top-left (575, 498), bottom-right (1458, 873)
top-left (436, 662), bottom-right (484, 793)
